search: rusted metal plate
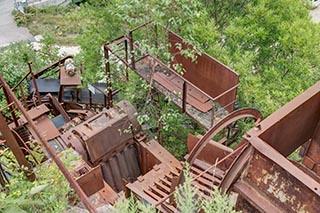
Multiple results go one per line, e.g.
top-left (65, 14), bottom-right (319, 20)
top-left (247, 81), bottom-right (320, 157)
top-left (233, 181), bottom-right (284, 213)
top-left (63, 110), bottom-right (133, 164)
top-left (76, 166), bottom-right (104, 197)
top-left (60, 66), bottom-right (81, 86)
top-left (140, 140), bottom-right (182, 171)
top-left (170, 76), bottom-right (209, 104)
top-left (241, 149), bottom-right (320, 212)
top-left (27, 114), bottom-right (60, 141)
top-left (187, 134), bottom-right (232, 167)
top-left (20, 104), bottom-right (50, 123)
top-left (168, 32), bottom-right (238, 112)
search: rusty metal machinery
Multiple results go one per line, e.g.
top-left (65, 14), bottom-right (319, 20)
top-left (1, 22), bottom-right (320, 213)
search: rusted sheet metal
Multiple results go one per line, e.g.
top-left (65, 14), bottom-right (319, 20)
top-left (168, 31), bottom-right (239, 112)
top-left (303, 120), bottom-right (320, 176)
top-left (140, 140), bottom-right (182, 171)
top-left (27, 114), bottom-right (60, 141)
top-left (247, 81), bottom-right (320, 157)
top-left (75, 165), bottom-right (104, 197)
top-left (235, 147), bottom-right (320, 212)
top-left (101, 145), bottom-right (141, 192)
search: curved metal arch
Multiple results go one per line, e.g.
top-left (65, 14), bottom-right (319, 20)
top-left (186, 108), bottom-right (262, 166)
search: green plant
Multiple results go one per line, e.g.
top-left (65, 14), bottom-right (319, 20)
top-left (0, 148), bottom-right (81, 213)
top-left (174, 164), bottom-right (200, 213)
top-left (201, 187), bottom-right (240, 213)
top-left (113, 193), bottom-right (156, 213)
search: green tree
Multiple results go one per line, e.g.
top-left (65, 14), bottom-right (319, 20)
top-left (220, 0), bottom-right (320, 115)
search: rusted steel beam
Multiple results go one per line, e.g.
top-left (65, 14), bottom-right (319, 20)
top-left (11, 70), bottom-right (31, 91)
top-left (0, 77), bottom-right (97, 213)
top-left (124, 40), bottom-right (129, 81)
top-left (219, 144), bottom-right (253, 193)
top-left (47, 93), bottom-right (70, 122)
top-left (19, 84), bottom-right (28, 109)
top-left (129, 20), bottom-right (154, 33)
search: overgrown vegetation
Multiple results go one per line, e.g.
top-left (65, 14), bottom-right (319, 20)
top-left (0, 148), bottom-right (80, 212)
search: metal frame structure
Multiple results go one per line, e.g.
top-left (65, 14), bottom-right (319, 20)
top-left (104, 21), bottom-right (239, 129)
top-left (0, 22), bottom-right (319, 212)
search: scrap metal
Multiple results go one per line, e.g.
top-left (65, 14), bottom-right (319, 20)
top-left (0, 22), bottom-right (319, 213)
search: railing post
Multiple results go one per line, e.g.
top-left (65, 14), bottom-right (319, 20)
top-left (19, 84), bottom-right (28, 109)
top-left (89, 90), bottom-right (92, 108)
top-left (124, 39), bottom-right (129, 81)
top-left (104, 46), bottom-right (113, 108)
top-left (28, 62), bottom-right (42, 105)
top-left (129, 31), bottom-right (135, 70)
top-left (211, 103), bottom-right (215, 127)
top-left (154, 24), bottom-right (158, 49)
top-left (182, 81), bottom-right (187, 113)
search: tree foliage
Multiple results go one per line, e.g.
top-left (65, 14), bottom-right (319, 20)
top-left (219, 0), bottom-right (320, 115)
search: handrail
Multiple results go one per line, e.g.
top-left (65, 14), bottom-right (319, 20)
top-left (11, 70), bottom-right (32, 91)
top-left (33, 55), bottom-right (73, 78)
top-left (128, 20), bottom-right (154, 34)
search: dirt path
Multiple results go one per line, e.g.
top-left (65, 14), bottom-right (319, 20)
top-left (310, 5), bottom-right (320, 23)
top-left (0, 0), bottom-right (33, 47)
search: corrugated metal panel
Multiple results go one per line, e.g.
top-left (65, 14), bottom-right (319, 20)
top-left (101, 145), bottom-right (141, 192)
